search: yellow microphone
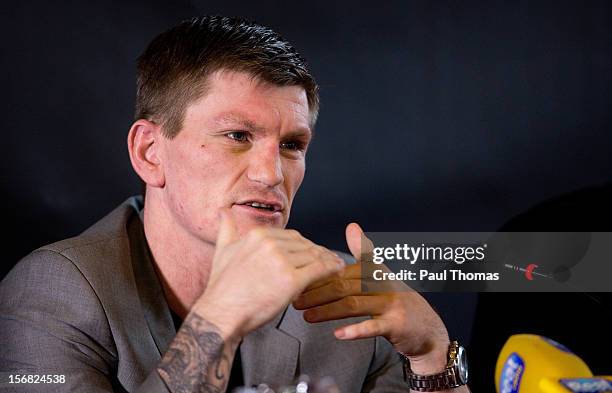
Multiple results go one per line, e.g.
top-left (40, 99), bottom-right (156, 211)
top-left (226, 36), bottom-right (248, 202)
top-left (495, 334), bottom-right (612, 393)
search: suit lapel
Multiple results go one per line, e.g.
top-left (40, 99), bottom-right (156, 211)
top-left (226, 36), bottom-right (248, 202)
top-left (129, 214), bottom-right (176, 356)
top-left (241, 306), bottom-right (301, 388)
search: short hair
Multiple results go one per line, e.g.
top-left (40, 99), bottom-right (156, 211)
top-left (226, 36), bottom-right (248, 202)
top-left (135, 16), bottom-right (319, 138)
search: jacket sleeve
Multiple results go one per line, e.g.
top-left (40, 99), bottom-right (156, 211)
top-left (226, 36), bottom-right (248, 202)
top-left (362, 336), bottom-right (408, 392)
top-left (0, 249), bottom-right (169, 393)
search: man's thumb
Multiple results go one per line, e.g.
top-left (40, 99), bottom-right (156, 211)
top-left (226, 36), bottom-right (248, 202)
top-left (216, 209), bottom-right (238, 249)
top-left (346, 222), bottom-right (373, 262)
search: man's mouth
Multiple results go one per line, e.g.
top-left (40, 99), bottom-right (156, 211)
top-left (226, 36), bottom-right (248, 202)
top-left (235, 199), bottom-right (284, 212)
top-left (242, 202), bottom-right (276, 211)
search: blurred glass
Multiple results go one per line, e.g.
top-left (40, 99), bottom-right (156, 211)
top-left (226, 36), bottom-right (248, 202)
top-left (231, 375), bottom-right (340, 393)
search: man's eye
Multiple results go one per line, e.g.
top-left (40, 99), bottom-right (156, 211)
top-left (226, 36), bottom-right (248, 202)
top-left (280, 141), bottom-right (305, 151)
top-left (226, 131), bottom-right (249, 142)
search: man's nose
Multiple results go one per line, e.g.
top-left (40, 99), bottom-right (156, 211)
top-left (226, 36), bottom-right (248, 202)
top-left (246, 143), bottom-right (284, 187)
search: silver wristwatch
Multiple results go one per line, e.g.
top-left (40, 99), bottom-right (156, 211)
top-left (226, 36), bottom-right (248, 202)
top-left (403, 341), bottom-right (469, 392)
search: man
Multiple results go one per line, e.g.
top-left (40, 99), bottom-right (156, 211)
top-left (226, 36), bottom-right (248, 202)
top-left (0, 16), bottom-right (468, 392)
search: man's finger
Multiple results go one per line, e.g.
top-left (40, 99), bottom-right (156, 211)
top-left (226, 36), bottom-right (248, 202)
top-left (302, 295), bottom-right (390, 323)
top-left (210, 209), bottom-right (240, 282)
top-left (334, 318), bottom-right (385, 340)
top-left (216, 209), bottom-right (239, 249)
top-left (345, 223), bottom-right (374, 262)
top-left (293, 279), bottom-right (361, 309)
top-left (295, 256), bottom-right (345, 292)
top-left (283, 248), bottom-right (344, 269)
top-left (302, 262), bottom-right (361, 292)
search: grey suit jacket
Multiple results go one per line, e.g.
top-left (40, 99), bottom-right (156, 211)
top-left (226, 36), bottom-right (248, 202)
top-left (0, 197), bottom-right (405, 392)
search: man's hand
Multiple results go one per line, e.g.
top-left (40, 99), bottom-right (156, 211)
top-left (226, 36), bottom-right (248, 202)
top-left (193, 209), bottom-right (346, 340)
top-left (158, 211), bottom-right (345, 393)
top-left (292, 223), bottom-right (452, 376)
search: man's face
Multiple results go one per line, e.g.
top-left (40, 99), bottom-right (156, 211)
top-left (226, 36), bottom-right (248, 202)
top-left (157, 70), bottom-right (312, 244)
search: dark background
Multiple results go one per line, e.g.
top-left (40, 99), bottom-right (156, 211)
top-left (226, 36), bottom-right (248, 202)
top-left (2, 1), bottom-right (612, 390)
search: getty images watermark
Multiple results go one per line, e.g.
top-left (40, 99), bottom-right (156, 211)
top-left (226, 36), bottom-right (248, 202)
top-left (360, 232), bottom-right (612, 292)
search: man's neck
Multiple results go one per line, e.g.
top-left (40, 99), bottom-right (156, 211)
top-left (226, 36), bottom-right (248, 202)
top-left (142, 194), bottom-right (215, 320)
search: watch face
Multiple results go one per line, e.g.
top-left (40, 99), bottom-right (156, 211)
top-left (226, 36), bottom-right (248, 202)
top-left (457, 346), bottom-right (469, 383)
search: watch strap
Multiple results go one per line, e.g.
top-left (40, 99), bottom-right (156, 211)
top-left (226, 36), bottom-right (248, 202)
top-left (402, 341), bottom-right (467, 392)
top-left (405, 365), bottom-right (464, 392)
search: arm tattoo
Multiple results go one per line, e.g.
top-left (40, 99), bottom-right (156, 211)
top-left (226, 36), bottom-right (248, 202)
top-left (158, 313), bottom-right (238, 393)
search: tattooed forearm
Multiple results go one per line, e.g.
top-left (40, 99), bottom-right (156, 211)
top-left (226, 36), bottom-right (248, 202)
top-left (158, 313), bottom-right (239, 393)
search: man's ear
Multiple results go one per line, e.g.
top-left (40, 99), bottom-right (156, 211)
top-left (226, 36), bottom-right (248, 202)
top-left (127, 119), bottom-right (165, 188)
